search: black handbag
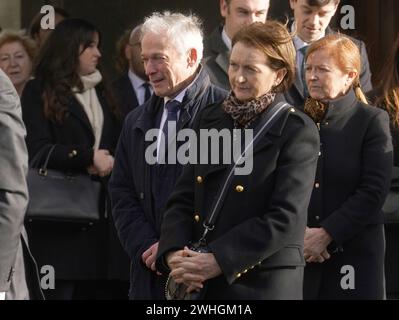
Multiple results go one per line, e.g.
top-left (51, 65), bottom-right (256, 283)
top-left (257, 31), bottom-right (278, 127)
top-left (165, 102), bottom-right (292, 300)
top-left (26, 145), bottom-right (102, 226)
top-left (382, 166), bottom-right (399, 224)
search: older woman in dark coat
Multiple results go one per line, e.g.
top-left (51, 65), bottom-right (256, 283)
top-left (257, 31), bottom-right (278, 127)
top-left (303, 34), bottom-right (393, 300)
top-left (156, 21), bottom-right (320, 300)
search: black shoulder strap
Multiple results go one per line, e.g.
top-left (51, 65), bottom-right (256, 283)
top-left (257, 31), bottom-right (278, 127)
top-left (198, 102), bottom-right (291, 244)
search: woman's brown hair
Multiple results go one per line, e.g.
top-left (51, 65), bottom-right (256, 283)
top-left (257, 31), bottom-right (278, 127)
top-left (376, 35), bottom-right (399, 127)
top-left (232, 20), bottom-right (296, 93)
top-left (34, 18), bottom-right (119, 122)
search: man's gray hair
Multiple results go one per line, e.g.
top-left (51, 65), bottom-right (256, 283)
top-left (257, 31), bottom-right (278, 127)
top-left (141, 11), bottom-right (204, 63)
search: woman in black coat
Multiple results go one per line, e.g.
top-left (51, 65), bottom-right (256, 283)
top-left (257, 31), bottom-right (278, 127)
top-left (369, 34), bottom-right (399, 299)
top-left (21, 19), bottom-right (127, 299)
top-left (302, 34), bottom-right (393, 299)
top-left (156, 21), bottom-right (320, 300)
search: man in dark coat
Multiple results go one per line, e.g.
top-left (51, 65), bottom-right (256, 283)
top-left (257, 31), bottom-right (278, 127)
top-left (203, 0), bottom-right (270, 90)
top-left (0, 69), bottom-right (42, 300)
top-left (112, 24), bottom-right (152, 118)
top-left (285, 0), bottom-right (372, 109)
top-left (109, 11), bottom-right (227, 300)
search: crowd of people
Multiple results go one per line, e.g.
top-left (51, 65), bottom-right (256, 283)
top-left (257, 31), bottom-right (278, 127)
top-left (0, 0), bottom-right (399, 301)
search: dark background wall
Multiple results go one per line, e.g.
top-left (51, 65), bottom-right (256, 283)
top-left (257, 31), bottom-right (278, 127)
top-left (20, 0), bottom-right (292, 79)
top-left (20, 0), bottom-right (399, 85)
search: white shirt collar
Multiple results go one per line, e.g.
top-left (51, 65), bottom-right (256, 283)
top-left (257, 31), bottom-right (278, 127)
top-left (291, 20), bottom-right (325, 50)
top-left (128, 69), bottom-right (146, 92)
top-left (221, 27), bottom-right (232, 51)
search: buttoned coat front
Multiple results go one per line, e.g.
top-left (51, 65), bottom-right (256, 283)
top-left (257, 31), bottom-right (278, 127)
top-left (157, 97), bottom-right (320, 299)
top-left (304, 91), bottom-right (393, 299)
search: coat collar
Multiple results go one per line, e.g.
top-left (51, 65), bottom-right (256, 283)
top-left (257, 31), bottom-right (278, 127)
top-left (323, 89), bottom-right (359, 121)
top-left (208, 25), bottom-right (230, 75)
top-left (134, 66), bottom-right (212, 133)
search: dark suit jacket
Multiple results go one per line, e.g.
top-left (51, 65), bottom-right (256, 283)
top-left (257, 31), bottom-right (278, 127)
top-left (0, 70), bottom-right (43, 300)
top-left (112, 74), bottom-right (140, 119)
top-left (156, 97), bottom-right (320, 299)
top-left (21, 78), bottom-right (126, 281)
top-left (109, 67), bottom-right (227, 299)
top-left (304, 90), bottom-right (393, 299)
top-left (284, 26), bottom-right (373, 110)
top-left (203, 25), bottom-right (231, 90)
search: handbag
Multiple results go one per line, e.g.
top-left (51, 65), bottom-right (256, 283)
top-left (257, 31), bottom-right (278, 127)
top-left (382, 166), bottom-right (399, 224)
top-left (26, 145), bottom-right (102, 226)
top-left (165, 102), bottom-right (292, 300)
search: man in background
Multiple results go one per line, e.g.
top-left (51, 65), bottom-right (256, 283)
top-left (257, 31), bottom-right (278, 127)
top-left (203, 0), bottom-right (270, 90)
top-left (112, 24), bottom-right (153, 118)
top-left (285, 0), bottom-right (372, 109)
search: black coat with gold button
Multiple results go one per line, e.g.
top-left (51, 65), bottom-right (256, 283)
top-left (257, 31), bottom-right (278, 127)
top-left (156, 97), bottom-right (320, 299)
top-left (21, 78), bottom-right (127, 284)
top-left (303, 90), bottom-right (393, 300)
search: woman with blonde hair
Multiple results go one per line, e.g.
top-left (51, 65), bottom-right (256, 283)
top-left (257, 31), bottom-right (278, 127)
top-left (0, 30), bottom-right (37, 96)
top-left (303, 34), bottom-right (393, 299)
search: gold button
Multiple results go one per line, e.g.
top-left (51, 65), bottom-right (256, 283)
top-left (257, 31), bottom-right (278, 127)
top-left (243, 269), bottom-right (248, 274)
top-left (315, 183), bottom-right (320, 189)
top-left (196, 176), bottom-right (203, 184)
top-left (257, 261), bottom-right (262, 265)
top-left (194, 215), bottom-right (200, 222)
top-left (249, 266), bottom-right (255, 270)
top-left (68, 150), bottom-right (78, 158)
top-left (315, 216), bottom-right (320, 221)
top-left (290, 108), bottom-right (296, 113)
top-left (236, 273), bottom-right (242, 278)
top-left (235, 185), bottom-right (244, 193)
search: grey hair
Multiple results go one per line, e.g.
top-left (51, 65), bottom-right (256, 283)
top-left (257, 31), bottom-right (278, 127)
top-left (141, 11), bottom-right (204, 64)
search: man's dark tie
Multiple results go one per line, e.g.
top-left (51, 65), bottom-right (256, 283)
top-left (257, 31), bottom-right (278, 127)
top-left (143, 82), bottom-right (152, 102)
top-left (300, 45), bottom-right (309, 98)
top-left (158, 100), bottom-right (180, 163)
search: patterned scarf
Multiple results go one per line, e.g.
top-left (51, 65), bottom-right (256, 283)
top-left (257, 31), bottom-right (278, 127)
top-left (223, 91), bottom-right (276, 127)
top-left (304, 97), bottom-right (328, 123)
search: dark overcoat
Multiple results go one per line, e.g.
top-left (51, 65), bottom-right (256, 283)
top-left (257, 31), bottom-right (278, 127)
top-left (109, 67), bottom-right (227, 299)
top-left (21, 78), bottom-right (125, 282)
top-left (203, 25), bottom-right (230, 91)
top-left (156, 97), bottom-right (320, 300)
top-left (304, 90), bottom-right (393, 300)
top-left (112, 74), bottom-right (140, 119)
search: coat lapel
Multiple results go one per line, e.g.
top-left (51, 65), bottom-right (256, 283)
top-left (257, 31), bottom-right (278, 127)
top-left (68, 95), bottom-right (94, 139)
top-left (215, 52), bottom-right (230, 76)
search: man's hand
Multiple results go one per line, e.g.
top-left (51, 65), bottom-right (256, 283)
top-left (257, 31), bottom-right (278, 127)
top-left (142, 242), bottom-right (161, 274)
top-left (304, 227), bottom-right (333, 263)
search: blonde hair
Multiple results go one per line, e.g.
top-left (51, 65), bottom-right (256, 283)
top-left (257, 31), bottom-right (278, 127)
top-left (0, 30), bottom-right (37, 62)
top-left (306, 34), bottom-right (368, 104)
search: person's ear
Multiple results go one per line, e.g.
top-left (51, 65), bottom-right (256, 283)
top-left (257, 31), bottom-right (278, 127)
top-left (220, 0), bottom-right (228, 18)
top-left (289, 0), bottom-right (297, 10)
top-left (274, 68), bottom-right (287, 88)
top-left (347, 70), bottom-right (358, 86)
top-left (187, 48), bottom-right (198, 68)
